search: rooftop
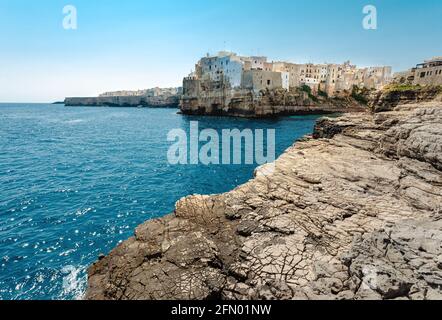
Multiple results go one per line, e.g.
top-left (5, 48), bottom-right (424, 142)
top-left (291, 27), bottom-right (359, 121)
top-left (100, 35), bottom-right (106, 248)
top-left (425, 56), bottom-right (442, 62)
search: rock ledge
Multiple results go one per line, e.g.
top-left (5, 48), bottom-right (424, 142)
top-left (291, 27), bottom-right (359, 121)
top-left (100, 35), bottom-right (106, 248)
top-left (87, 101), bottom-right (442, 300)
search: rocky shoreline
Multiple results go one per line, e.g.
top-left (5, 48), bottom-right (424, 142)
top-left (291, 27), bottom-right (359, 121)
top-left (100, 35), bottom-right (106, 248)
top-left (64, 95), bottom-right (180, 108)
top-left (180, 88), bottom-right (367, 118)
top-left (86, 92), bottom-right (442, 300)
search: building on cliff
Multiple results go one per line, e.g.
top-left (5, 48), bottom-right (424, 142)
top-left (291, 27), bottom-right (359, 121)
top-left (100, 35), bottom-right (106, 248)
top-left (318, 62), bottom-right (392, 96)
top-left (392, 70), bottom-right (416, 84)
top-left (186, 51), bottom-right (392, 97)
top-left (181, 51), bottom-right (392, 114)
top-left (242, 69), bottom-right (289, 92)
top-left (99, 87), bottom-right (183, 98)
top-left (391, 57), bottom-right (442, 86)
top-left (266, 60), bottom-right (392, 96)
top-left (272, 62), bottom-right (304, 88)
top-left (412, 57), bottom-right (442, 86)
top-left (240, 55), bottom-right (270, 71)
top-left (195, 52), bottom-right (245, 88)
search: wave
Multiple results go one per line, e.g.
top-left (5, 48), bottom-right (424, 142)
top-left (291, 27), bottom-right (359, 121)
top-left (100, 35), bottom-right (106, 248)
top-left (59, 265), bottom-right (87, 300)
top-left (64, 119), bottom-right (85, 125)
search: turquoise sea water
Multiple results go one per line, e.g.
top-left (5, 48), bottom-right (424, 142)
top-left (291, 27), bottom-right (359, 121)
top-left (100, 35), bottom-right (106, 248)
top-left (0, 104), bottom-right (321, 300)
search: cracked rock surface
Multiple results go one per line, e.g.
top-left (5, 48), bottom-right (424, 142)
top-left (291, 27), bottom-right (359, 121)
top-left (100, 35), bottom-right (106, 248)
top-left (86, 101), bottom-right (442, 300)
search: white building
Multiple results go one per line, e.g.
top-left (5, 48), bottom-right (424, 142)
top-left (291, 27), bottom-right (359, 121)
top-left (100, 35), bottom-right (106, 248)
top-left (281, 72), bottom-right (290, 90)
top-left (196, 52), bottom-right (244, 88)
top-left (191, 52), bottom-right (392, 96)
top-left (240, 56), bottom-right (268, 70)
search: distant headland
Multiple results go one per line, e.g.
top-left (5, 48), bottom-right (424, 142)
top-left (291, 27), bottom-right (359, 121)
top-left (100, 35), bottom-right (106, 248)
top-left (64, 87), bottom-right (182, 108)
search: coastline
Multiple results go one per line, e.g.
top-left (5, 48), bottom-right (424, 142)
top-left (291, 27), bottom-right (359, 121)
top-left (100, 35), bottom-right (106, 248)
top-left (64, 96), bottom-right (180, 108)
top-left (178, 107), bottom-right (352, 119)
top-left (86, 93), bottom-right (442, 300)
top-left (1, 105), bottom-right (321, 300)
top-left (180, 88), bottom-right (367, 118)
top-left (176, 109), bottom-right (344, 119)
top-left (2, 0), bottom-right (442, 305)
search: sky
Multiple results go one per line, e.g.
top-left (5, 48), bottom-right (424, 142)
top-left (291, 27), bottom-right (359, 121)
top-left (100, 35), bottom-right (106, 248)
top-left (0, 0), bottom-right (441, 102)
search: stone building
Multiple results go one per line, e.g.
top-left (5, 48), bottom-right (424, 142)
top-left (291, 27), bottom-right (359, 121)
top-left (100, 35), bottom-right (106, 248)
top-left (299, 64), bottom-right (323, 92)
top-left (320, 64), bottom-right (341, 96)
top-left (241, 70), bottom-right (284, 92)
top-left (239, 56), bottom-right (268, 70)
top-left (319, 62), bottom-right (392, 95)
top-left (392, 70), bottom-right (415, 84)
top-left (272, 62), bottom-right (304, 88)
top-left (412, 57), bottom-right (442, 86)
top-left (99, 87), bottom-right (182, 98)
top-left (182, 75), bottom-right (201, 97)
top-left (190, 52), bottom-right (292, 94)
top-left (184, 52), bottom-right (392, 99)
top-left (363, 66), bottom-right (393, 89)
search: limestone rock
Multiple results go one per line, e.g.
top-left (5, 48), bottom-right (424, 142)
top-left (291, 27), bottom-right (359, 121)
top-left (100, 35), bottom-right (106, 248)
top-left (181, 87), bottom-right (366, 118)
top-left (86, 100), bottom-right (442, 300)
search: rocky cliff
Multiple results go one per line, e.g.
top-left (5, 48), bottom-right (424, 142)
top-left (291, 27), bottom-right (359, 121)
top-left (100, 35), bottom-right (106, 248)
top-left (369, 85), bottom-right (442, 112)
top-left (181, 88), bottom-right (367, 118)
top-left (86, 99), bottom-right (442, 300)
top-left (64, 95), bottom-right (180, 108)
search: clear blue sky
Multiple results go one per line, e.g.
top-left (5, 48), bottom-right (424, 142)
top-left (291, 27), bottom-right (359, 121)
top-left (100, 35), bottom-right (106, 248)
top-left (0, 0), bottom-right (441, 102)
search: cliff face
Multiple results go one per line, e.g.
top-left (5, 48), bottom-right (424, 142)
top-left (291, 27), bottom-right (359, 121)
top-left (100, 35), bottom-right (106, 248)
top-left (64, 95), bottom-right (180, 108)
top-left (180, 88), bottom-right (366, 118)
top-left (369, 85), bottom-right (442, 112)
top-left (86, 100), bottom-right (442, 300)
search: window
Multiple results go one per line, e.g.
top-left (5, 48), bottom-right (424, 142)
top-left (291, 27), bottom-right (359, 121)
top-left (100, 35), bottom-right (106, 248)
top-left (420, 72), bottom-right (426, 78)
top-left (267, 80), bottom-right (271, 85)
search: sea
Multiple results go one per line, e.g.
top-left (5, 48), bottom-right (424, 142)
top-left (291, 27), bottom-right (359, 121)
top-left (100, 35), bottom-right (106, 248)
top-left (0, 103), bottom-right (321, 300)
